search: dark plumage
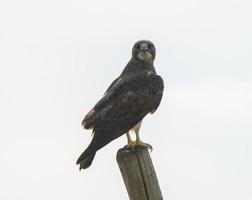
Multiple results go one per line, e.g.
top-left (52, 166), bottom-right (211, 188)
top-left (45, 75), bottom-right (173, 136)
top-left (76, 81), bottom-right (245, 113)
top-left (76, 40), bottom-right (164, 170)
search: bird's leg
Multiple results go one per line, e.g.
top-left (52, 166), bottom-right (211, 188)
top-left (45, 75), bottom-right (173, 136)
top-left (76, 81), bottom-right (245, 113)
top-left (124, 121), bottom-right (153, 151)
top-left (126, 132), bottom-right (134, 145)
top-left (125, 132), bottom-right (135, 149)
top-left (135, 129), bottom-right (153, 151)
top-left (133, 120), bottom-right (153, 151)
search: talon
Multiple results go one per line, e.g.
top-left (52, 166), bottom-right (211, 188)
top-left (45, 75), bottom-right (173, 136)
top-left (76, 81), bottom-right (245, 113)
top-left (124, 141), bottom-right (153, 151)
top-left (136, 141), bottom-right (153, 151)
top-left (124, 141), bottom-right (136, 149)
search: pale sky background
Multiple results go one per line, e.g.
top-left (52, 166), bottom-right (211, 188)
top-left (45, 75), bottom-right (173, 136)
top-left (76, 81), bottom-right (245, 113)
top-left (0, 0), bottom-right (252, 199)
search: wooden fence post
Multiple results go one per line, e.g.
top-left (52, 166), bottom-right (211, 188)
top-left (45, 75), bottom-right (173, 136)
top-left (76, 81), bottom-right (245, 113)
top-left (116, 146), bottom-right (163, 200)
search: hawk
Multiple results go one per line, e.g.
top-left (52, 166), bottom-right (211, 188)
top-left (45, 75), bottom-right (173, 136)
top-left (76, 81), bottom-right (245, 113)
top-left (76, 40), bottom-right (164, 170)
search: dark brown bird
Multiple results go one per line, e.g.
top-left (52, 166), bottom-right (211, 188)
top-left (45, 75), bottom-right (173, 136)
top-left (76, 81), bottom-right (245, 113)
top-left (76, 40), bottom-right (164, 170)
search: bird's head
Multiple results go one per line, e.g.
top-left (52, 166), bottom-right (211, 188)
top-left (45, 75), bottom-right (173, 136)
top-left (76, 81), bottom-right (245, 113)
top-left (132, 40), bottom-right (156, 63)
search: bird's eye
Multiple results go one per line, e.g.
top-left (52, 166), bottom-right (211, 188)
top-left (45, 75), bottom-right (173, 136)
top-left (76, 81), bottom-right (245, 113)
top-left (136, 44), bottom-right (141, 49)
top-left (148, 44), bottom-right (153, 49)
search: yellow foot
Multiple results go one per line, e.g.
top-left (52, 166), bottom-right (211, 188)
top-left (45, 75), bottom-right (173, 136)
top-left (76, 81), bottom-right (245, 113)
top-left (135, 141), bottom-right (153, 151)
top-left (125, 141), bottom-right (153, 151)
top-left (124, 141), bottom-right (136, 149)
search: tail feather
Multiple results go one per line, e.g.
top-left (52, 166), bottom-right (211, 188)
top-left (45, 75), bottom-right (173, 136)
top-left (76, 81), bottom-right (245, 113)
top-left (76, 127), bottom-right (130, 170)
top-left (76, 152), bottom-right (96, 170)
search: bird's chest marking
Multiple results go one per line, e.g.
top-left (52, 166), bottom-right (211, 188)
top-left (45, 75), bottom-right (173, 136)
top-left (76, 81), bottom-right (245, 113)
top-left (147, 70), bottom-right (155, 77)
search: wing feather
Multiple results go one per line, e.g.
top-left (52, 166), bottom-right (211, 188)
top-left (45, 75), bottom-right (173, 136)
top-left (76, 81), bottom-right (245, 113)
top-left (82, 71), bottom-right (164, 135)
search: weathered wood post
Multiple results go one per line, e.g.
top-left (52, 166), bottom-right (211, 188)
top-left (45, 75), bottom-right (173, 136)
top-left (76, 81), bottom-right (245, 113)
top-left (116, 146), bottom-right (163, 200)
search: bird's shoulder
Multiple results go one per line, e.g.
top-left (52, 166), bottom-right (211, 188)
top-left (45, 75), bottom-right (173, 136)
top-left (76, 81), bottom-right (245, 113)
top-left (104, 70), bottom-right (163, 97)
top-left (104, 77), bottom-right (122, 94)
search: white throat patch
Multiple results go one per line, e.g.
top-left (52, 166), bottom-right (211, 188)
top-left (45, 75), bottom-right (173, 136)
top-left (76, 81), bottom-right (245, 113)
top-left (137, 52), bottom-right (153, 63)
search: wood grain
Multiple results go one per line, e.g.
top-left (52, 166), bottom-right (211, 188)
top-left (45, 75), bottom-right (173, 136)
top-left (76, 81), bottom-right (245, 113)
top-left (117, 146), bottom-right (163, 200)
